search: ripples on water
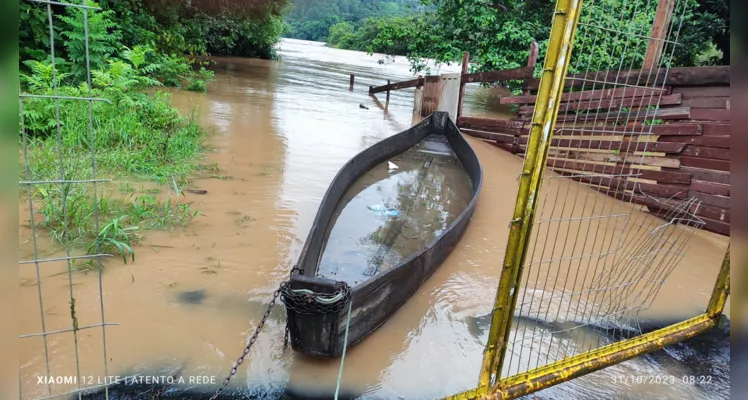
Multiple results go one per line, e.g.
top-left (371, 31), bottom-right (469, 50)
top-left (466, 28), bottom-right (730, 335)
top-left (18, 38), bottom-right (729, 400)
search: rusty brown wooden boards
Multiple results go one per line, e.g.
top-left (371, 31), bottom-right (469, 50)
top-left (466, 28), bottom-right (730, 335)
top-left (682, 97), bottom-right (729, 109)
top-left (517, 93), bottom-right (682, 115)
top-left (420, 76), bottom-right (443, 117)
top-left (457, 118), bottom-right (702, 136)
top-left (461, 129), bottom-right (516, 143)
top-left (551, 107), bottom-right (691, 123)
top-left (461, 66), bottom-right (534, 84)
top-left (500, 86), bottom-right (671, 105)
top-left (562, 173), bottom-right (688, 198)
top-left (680, 156), bottom-right (730, 172)
top-left (702, 123), bottom-right (730, 135)
top-left (690, 108), bottom-right (730, 121)
top-left (658, 135), bottom-right (728, 148)
top-left (647, 206), bottom-right (729, 236)
top-left (370, 66), bottom-right (534, 95)
top-left (462, 131), bottom-right (686, 153)
top-left (689, 180), bottom-right (730, 196)
top-left (680, 146), bottom-right (730, 160)
top-left (369, 77), bottom-right (423, 94)
top-left (523, 66), bottom-right (730, 90)
top-left (672, 86), bottom-right (730, 98)
top-left (675, 167), bottom-right (730, 185)
top-left (546, 159), bottom-right (691, 184)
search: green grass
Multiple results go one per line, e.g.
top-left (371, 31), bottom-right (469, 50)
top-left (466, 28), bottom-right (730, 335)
top-left (20, 59), bottom-right (210, 271)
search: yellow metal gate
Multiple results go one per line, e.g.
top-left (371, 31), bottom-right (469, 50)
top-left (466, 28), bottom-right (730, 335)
top-left (444, 0), bottom-right (730, 398)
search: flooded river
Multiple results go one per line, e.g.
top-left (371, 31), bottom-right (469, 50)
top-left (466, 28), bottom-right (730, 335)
top-left (19, 39), bottom-right (729, 400)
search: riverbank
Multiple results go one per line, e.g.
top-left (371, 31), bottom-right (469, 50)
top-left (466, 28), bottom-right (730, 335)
top-left (19, 78), bottom-right (211, 270)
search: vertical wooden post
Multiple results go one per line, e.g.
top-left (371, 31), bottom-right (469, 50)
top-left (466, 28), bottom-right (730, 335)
top-left (527, 41), bottom-right (539, 69)
top-left (349, 74), bottom-right (355, 91)
top-left (643, 0), bottom-right (675, 70)
top-left (456, 51), bottom-right (469, 120)
top-left (522, 42), bottom-right (539, 96)
top-left (385, 80), bottom-right (391, 113)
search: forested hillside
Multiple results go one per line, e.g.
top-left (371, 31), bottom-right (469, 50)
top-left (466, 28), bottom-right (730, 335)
top-left (284, 0), bottom-right (424, 42)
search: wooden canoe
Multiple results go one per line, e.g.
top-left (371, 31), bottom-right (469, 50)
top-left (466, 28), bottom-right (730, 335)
top-left (282, 111), bottom-right (483, 358)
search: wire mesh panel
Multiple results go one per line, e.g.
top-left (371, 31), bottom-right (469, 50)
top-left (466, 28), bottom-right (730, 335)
top-left (501, 0), bottom-right (706, 379)
top-left (19, 1), bottom-right (114, 399)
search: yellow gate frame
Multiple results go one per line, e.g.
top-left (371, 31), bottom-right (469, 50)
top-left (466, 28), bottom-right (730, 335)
top-left (442, 0), bottom-right (731, 398)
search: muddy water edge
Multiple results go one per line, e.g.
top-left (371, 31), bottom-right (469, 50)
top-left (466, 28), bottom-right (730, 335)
top-left (18, 39), bottom-right (729, 400)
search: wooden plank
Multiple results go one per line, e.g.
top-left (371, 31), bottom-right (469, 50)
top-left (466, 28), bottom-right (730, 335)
top-left (457, 52), bottom-right (470, 119)
top-left (682, 97), bottom-right (728, 109)
top-left (459, 124), bottom-right (526, 135)
top-left (700, 218), bottom-right (730, 236)
top-left (688, 191), bottom-right (730, 208)
top-left (462, 66), bottom-right (534, 84)
top-left (556, 123), bottom-right (700, 136)
top-left (692, 204), bottom-right (731, 223)
top-left (702, 123), bottom-right (730, 135)
top-left (552, 107), bottom-right (690, 123)
top-left (518, 93), bottom-right (682, 115)
top-left (461, 129), bottom-right (516, 143)
top-left (643, 0), bottom-right (676, 69)
top-left (524, 66), bottom-right (731, 90)
top-left (530, 138), bottom-right (686, 153)
top-left (676, 166), bottom-right (730, 185)
top-left (648, 207), bottom-right (730, 236)
top-left (690, 180), bottom-right (730, 197)
top-left (680, 156), bottom-right (730, 171)
top-left (571, 174), bottom-right (687, 199)
top-left (550, 150), bottom-right (681, 168)
top-left (369, 77), bottom-right (423, 94)
top-left (690, 108), bottom-right (730, 121)
top-left (500, 86), bottom-right (670, 105)
top-left (457, 116), bottom-right (525, 129)
top-left (421, 77), bottom-right (443, 116)
top-left (657, 135), bottom-right (729, 148)
top-left (546, 159), bottom-right (691, 184)
top-left (484, 140), bottom-right (521, 154)
top-left (672, 86), bottom-right (730, 99)
top-left (681, 146), bottom-right (730, 160)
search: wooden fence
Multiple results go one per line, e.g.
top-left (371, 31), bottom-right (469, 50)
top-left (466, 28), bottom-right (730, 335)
top-left (456, 65), bottom-right (730, 236)
top-left (365, 51), bottom-right (729, 237)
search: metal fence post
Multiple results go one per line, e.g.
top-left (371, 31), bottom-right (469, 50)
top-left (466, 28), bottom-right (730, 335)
top-left (476, 0), bottom-right (584, 393)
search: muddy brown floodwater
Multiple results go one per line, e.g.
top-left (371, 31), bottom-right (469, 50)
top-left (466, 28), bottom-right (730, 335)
top-left (19, 39), bottom-right (729, 400)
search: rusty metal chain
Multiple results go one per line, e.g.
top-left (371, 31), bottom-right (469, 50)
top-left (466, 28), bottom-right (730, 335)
top-left (201, 265), bottom-right (349, 400)
top-left (208, 284), bottom-right (285, 400)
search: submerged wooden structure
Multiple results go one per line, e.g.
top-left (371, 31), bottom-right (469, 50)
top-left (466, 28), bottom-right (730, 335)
top-left (283, 111), bottom-right (483, 358)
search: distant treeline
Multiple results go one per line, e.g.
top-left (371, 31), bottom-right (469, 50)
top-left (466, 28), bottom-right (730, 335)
top-left (286, 0), bottom-right (729, 79)
top-left (284, 0), bottom-right (426, 43)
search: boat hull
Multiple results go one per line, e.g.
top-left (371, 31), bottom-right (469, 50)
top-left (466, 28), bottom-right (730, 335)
top-left (284, 111), bottom-right (483, 358)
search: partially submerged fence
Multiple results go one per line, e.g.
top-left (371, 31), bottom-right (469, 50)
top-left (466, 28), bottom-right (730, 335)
top-left (458, 65), bottom-right (731, 236)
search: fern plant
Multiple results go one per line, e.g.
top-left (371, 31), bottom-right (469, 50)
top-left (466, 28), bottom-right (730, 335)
top-left (57, 0), bottom-right (120, 82)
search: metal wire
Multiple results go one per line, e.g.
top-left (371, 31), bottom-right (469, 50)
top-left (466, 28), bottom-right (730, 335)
top-left (504, 0), bottom-right (705, 379)
top-left (18, 1), bottom-right (113, 399)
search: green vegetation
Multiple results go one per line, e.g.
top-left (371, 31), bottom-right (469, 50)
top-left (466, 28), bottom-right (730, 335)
top-left (18, 0), bottom-right (294, 268)
top-left (285, 0), bottom-right (424, 42)
top-left (319, 0), bottom-right (729, 90)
